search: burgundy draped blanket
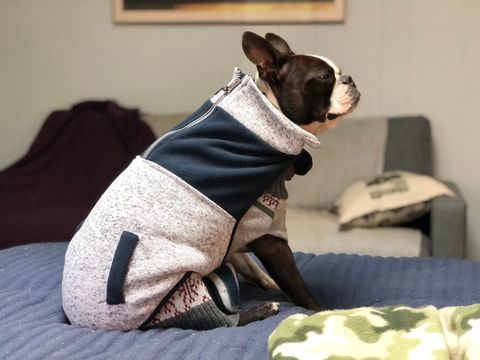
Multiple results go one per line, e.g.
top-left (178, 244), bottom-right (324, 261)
top-left (0, 101), bottom-right (156, 249)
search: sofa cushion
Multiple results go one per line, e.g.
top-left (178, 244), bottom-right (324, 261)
top-left (286, 117), bottom-right (388, 210)
top-left (335, 171), bottom-right (454, 229)
top-left (286, 207), bottom-right (428, 257)
top-left (384, 116), bottom-right (432, 176)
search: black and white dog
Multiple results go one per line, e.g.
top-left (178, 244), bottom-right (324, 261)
top-left (62, 31), bottom-right (360, 331)
top-left (229, 31), bottom-right (360, 325)
top-left (243, 32), bottom-right (359, 133)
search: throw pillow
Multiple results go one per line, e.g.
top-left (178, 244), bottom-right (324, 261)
top-left (335, 171), bottom-right (454, 230)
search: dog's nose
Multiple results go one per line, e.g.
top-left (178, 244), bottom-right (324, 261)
top-left (340, 75), bottom-right (355, 87)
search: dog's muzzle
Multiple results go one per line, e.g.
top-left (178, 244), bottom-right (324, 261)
top-left (327, 77), bottom-right (361, 121)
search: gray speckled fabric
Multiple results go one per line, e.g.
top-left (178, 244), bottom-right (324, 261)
top-left (62, 157), bottom-right (236, 330)
top-left (219, 69), bottom-right (321, 154)
top-left (62, 69), bottom-right (321, 331)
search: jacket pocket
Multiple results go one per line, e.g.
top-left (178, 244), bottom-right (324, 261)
top-left (106, 231), bottom-right (139, 305)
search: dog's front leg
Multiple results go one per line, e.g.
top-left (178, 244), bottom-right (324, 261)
top-left (228, 252), bottom-right (280, 291)
top-left (248, 234), bottom-right (327, 311)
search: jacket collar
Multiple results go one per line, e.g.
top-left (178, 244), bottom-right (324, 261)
top-left (216, 68), bottom-right (321, 156)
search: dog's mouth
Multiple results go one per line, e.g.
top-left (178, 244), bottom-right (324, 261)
top-left (327, 113), bottom-right (340, 121)
top-left (327, 95), bottom-right (360, 121)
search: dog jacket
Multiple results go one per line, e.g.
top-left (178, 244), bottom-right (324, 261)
top-left (62, 68), bottom-right (320, 330)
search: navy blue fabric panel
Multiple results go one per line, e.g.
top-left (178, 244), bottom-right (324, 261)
top-left (106, 231), bottom-right (139, 305)
top-left (3, 243), bottom-right (480, 359)
top-left (146, 107), bottom-right (296, 220)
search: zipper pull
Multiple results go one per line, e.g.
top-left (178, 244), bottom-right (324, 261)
top-left (225, 76), bottom-right (244, 93)
top-left (214, 85), bottom-right (228, 95)
top-left (214, 70), bottom-right (245, 95)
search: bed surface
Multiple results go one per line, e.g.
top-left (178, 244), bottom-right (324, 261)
top-left (1, 243), bottom-right (480, 360)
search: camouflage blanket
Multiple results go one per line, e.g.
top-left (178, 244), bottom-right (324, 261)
top-left (269, 304), bottom-right (480, 360)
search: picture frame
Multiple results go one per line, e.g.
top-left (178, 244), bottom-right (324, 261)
top-left (113, 0), bottom-right (345, 24)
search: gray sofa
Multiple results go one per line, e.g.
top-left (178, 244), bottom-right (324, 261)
top-left (143, 114), bottom-right (466, 259)
top-left (285, 116), bottom-right (466, 259)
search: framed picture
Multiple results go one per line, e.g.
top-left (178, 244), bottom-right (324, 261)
top-left (113, 0), bottom-right (345, 24)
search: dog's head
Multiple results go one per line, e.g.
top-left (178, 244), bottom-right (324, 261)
top-left (242, 31), bottom-right (360, 134)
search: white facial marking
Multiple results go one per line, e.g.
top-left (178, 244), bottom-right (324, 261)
top-left (307, 54), bottom-right (341, 78)
top-left (308, 54), bottom-right (359, 123)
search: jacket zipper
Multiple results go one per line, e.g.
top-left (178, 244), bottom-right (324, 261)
top-left (142, 72), bottom-right (245, 159)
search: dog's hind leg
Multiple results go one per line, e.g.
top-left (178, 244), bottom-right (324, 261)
top-left (143, 272), bottom-right (240, 330)
top-left (228, 253), bottom-right (280, 291)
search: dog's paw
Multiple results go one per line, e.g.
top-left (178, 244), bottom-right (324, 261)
top-left (263, 300), bottom-right (280, 316)
top-left (238, 302), bottom-right (280, 326)
top-left (259, 301), bottom-right (280, 317)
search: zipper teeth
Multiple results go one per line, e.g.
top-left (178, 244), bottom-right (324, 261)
top-left (142, 74), bottom-right (244, 159)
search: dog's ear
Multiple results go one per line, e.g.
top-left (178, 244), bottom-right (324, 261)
top-left (265, 33), bottom-right (294, 57)
top-left (242, 31), bottom-right (282, 84)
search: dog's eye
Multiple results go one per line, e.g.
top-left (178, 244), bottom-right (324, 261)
top-left (318, 73), bottom-right (331, 80)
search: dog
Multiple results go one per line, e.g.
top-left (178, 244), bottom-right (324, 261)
top-left (61, 31), bottom-right (360, 331)
top-left (227, 31), bottom-right (360, 325)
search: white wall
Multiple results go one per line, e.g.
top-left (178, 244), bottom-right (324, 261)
top-left (1, 1), bottom-right (479, 259)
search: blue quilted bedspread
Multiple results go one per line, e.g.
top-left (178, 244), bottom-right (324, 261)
top-left (1, 243), bottom-right (480, 359)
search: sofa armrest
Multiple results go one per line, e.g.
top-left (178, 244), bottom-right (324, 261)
top-left (430, 181), bottom-right (466, 259)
